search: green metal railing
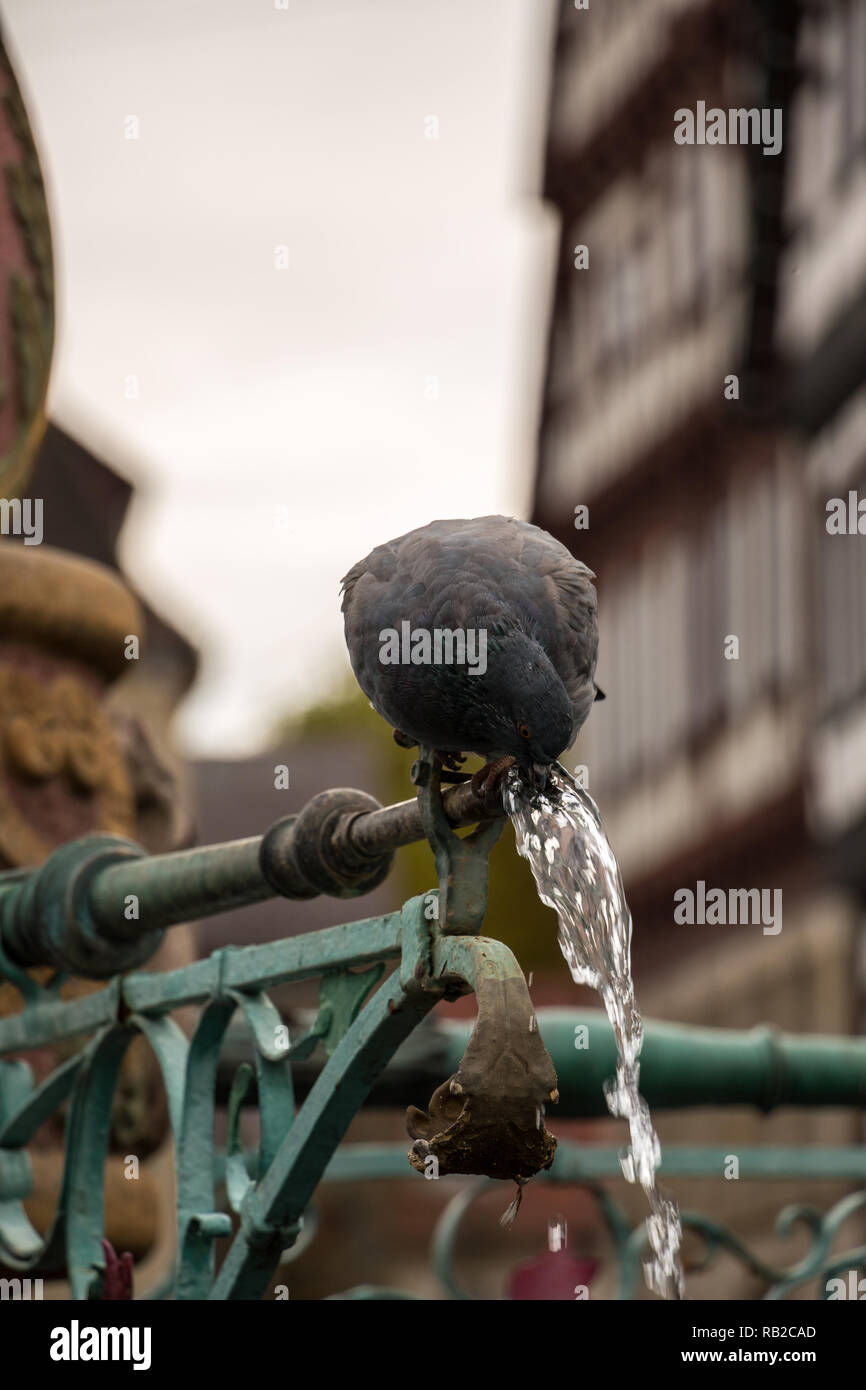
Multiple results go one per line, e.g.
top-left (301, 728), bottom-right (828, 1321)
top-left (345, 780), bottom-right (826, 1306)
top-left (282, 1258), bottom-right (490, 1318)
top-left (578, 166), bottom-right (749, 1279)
top-left (0, 754), bottom-right (864, 1299)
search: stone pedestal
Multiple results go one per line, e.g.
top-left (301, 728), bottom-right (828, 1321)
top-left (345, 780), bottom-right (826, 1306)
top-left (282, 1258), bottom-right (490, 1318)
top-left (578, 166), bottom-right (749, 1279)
top-left (0, 33), bottom-right (195, 1291)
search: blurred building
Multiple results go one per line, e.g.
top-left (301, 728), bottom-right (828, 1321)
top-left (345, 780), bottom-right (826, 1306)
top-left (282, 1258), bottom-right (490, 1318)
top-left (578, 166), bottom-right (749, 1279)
top-left (781, 2), bottom-right (866, 993)
top-left (532, 0), bottom-right (866, 1294)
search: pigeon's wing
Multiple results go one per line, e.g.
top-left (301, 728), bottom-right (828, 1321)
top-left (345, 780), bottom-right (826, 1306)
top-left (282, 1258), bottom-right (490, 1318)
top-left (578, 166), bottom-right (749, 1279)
top-left (443, 516), bottom-right (600, 732)
top-left (340, 518), bottom-right (497, 631)
top-left (513, 524), bottom-right (600, 734)
top-left (340, 539), bottom-right (397, 612)
top-left (340, 515), bottom-right (601, 737)
top-left (340, 539), bottom-right (402, 706)
top-left (339, 517), bottom-right (508, 722)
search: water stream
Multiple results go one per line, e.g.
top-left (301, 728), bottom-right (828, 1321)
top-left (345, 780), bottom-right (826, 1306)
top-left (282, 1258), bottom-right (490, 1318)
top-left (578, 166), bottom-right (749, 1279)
top-left (503, 763), bottom-right (685, 1300)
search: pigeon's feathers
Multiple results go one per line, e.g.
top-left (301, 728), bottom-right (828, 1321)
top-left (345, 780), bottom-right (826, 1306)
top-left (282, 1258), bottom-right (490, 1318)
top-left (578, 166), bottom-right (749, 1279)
top-left (341, 515), bottom-right (600, 767)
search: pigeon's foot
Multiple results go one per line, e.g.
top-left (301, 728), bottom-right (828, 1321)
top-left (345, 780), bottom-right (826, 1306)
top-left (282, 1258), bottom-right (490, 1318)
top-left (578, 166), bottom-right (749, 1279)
top-left (398, 735), bottom-right (470, 782)
top-left (433, 749), bottom-right (470, 783)
top-left (434, 749), bottom-right (466, 772)
top-left (470, 755), bottom-right (517, 808)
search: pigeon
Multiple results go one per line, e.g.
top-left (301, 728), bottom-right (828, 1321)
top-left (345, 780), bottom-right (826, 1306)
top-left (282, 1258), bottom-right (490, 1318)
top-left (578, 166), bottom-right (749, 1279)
top-left (340, 515), bottom-right (602, 794)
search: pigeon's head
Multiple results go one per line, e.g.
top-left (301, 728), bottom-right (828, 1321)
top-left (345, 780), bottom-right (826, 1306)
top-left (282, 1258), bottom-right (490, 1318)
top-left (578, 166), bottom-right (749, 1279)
top-left (484, 630), bottom-right (575, 790)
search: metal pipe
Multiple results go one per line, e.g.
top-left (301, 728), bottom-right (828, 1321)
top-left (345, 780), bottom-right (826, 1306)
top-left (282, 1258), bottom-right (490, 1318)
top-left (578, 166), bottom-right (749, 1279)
top-left (216, 1008), bottom-right (866, 1117)
top-left (0, 779), bottom-right (502, 974)
top-left (90, 835), bottom-right (289, 936)
top-left (89, 779), bottom-right (498, 934)
top-left (346, 778), bottom-right (498, 858)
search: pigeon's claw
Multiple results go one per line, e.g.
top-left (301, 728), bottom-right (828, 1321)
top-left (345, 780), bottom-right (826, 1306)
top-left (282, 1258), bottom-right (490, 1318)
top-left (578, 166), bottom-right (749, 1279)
top-left (434, 749), bottom-right (466, 772)
top-left (470, 755), bottom-right (517, 809)
top-left (433, 749), bottom-right (471, 783)
top-left (395, 735), bottom-right (470, 782)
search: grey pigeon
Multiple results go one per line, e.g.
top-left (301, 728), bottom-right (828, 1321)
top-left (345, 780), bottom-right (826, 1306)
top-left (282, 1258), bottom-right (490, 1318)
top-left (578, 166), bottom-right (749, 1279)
top-left (340, 515), bottom-right (601, 792)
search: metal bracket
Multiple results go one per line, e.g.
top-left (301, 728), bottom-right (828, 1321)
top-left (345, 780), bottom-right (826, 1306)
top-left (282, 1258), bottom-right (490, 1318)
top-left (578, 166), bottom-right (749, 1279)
top-left (405, 932), bottom-right (559, 1183)
top-left (289, 964), bottom-right (386, 1061)
top-left (413, 747), bottom-right (504, 934)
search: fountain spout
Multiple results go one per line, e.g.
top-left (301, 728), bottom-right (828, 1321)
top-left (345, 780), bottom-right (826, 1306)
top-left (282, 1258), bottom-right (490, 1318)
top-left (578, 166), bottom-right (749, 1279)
top-left (405, 751), bottom-right (558, 1185)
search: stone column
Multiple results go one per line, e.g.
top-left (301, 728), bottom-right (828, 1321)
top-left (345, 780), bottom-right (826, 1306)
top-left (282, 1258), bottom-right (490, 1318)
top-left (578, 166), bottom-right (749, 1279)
top-left (0, 34), bottom-right (193, 1291)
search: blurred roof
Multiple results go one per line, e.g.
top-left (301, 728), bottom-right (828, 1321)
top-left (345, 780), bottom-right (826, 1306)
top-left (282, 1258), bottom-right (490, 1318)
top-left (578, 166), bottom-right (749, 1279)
top-left (13, 421), bottom-right (198, 694)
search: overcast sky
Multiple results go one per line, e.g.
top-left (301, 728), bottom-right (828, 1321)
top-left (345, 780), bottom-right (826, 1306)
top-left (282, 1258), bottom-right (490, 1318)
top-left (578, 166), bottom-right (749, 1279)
top-left (2, 0), bottom-right (558, 755)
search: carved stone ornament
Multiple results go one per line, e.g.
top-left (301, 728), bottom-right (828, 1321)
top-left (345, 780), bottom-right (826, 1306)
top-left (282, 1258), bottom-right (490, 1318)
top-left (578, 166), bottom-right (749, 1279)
top-left (0, 543), bottom-right (142, 868)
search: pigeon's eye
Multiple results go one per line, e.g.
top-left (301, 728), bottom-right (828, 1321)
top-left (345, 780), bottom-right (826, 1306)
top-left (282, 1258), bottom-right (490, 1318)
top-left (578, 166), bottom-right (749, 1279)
top-left (518, 722), bottom-right (532, 739)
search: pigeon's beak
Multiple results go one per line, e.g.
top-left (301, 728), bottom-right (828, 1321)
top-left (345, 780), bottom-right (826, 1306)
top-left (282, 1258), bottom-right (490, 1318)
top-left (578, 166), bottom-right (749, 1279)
top-left (529, 762), bottom-right (549, 792)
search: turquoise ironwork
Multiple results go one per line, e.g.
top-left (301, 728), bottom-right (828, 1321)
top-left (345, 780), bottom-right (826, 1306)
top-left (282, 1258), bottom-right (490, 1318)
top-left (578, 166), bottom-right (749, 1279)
top-left (0, 753), bottom-right (864, 1298)
top-left (425, 1161), bottom-right (866, 1302)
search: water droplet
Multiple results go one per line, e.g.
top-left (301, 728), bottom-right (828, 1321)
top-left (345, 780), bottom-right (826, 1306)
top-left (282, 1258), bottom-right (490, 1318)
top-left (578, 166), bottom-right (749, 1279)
top-left (548, 1215), bottom-right (567, 1253)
